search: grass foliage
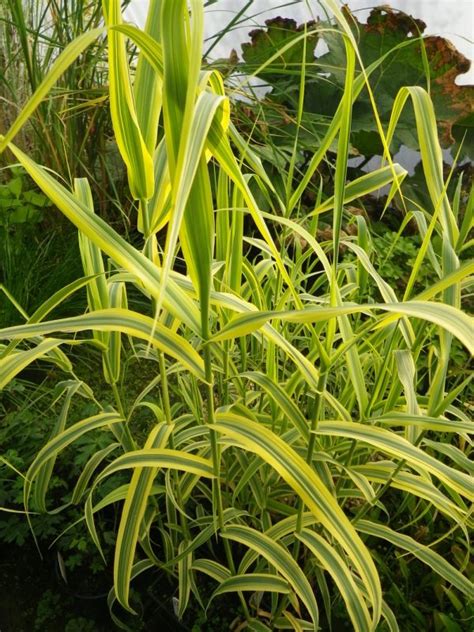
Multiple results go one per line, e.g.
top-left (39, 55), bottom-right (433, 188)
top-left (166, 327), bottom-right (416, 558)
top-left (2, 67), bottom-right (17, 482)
top-left (0, 1), bottom-right (472, 630)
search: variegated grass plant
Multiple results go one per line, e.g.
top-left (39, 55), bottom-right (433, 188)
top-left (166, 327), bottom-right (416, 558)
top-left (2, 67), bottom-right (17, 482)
top-left (0, 1), bottom-right (472, 630)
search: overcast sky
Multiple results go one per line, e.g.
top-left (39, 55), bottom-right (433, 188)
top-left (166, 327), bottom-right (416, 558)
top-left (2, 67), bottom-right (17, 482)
top-left (125, 1), bottom-right (473, 84)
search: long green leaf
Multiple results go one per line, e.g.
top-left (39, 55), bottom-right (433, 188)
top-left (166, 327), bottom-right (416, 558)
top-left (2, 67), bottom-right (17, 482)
top-left (114, 422), bottom-right (173, 611)
top-left (297, 529), bottom-right (372, 632)
top-left (96, 449), bottom-right (215, 482)
top-left (314, 421), bottom-right (473, 500)
top-left (357, 520), bottom-right (473, 598)
top-left (210, 574), bottom-right (290, 599)
top-left (0, 339), bottom-right (64, 389)
top-left (373, 412), bottom-right (473, 435)
top-left (0, 28), bottom-right (103, 152)
top-left (223, 525), bottom-right (319, 629)
top-left (33, 383), bottom-right (79, 512)
top-left (212, 302), bottom-right (473, 354)
top-left (213, 413), bottom-right (382, 626)
top-left (3, 141), bottom-right (201, 332)
top-left (85, 448), bottom-right (214, 561)
top-left (133, 0), bottom-right (163, 153)
top-left (0, 309), bottom-right (205, 380)
top-left (311, 165), bottom-right (407, 216)
top-left (103, 0), bottom-right (153, 199)
top-left (353, 462), bottom-right (468, 527)
top-left (24, 411), bottom-right (123, 513)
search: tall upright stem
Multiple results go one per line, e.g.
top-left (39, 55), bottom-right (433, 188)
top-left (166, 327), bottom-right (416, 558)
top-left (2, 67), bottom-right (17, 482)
top-left (296, 371), bottom-right (328, 537)
top-left (203, 333), bottom-right (250, 620)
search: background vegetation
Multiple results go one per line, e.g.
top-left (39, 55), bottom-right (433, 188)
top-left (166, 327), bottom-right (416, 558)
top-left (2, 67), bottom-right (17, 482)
top-left (0, 1), bottom-right (472, 630)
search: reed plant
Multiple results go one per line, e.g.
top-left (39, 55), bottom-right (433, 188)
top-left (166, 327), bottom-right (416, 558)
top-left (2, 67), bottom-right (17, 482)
top-left (0, 1), bottom-right (472, 629)
top-left (0, 0), bottom-right (131, 212)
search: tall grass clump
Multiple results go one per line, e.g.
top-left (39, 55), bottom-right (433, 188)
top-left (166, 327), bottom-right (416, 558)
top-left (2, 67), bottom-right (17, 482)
top-left (0, 1), bottom-right (472, 629)
top-left (0, 0), bottom-right (132, 211)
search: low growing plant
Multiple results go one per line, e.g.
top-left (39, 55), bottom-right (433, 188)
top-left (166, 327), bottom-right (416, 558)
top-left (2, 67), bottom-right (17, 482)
top-left (0, 1), bottom-right (472, 630)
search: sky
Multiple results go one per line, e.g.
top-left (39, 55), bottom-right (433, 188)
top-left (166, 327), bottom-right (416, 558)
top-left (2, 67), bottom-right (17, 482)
top-left (125, 0), bottom-right (473, 84)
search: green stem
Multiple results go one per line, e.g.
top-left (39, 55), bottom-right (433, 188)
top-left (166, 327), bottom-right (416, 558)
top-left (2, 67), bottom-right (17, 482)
top-left (203, 341), bottom-right (250, 621)
top-left (159, 351), bottom-right (172, 425)
top-left (282, 370), bottom-right (328, 625)
top-left (110, 380), bottom-right (135, 452)
top-left (296, 371), bottom-right (328, 533)
top-left (159, 352), bottom-right (190, 541)
top-left (352, 432), bottom-right (426, 525)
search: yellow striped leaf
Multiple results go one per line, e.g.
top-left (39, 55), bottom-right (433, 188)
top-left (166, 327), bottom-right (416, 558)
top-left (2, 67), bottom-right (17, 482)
top-left (213, 413), bottom-right (382, 626)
